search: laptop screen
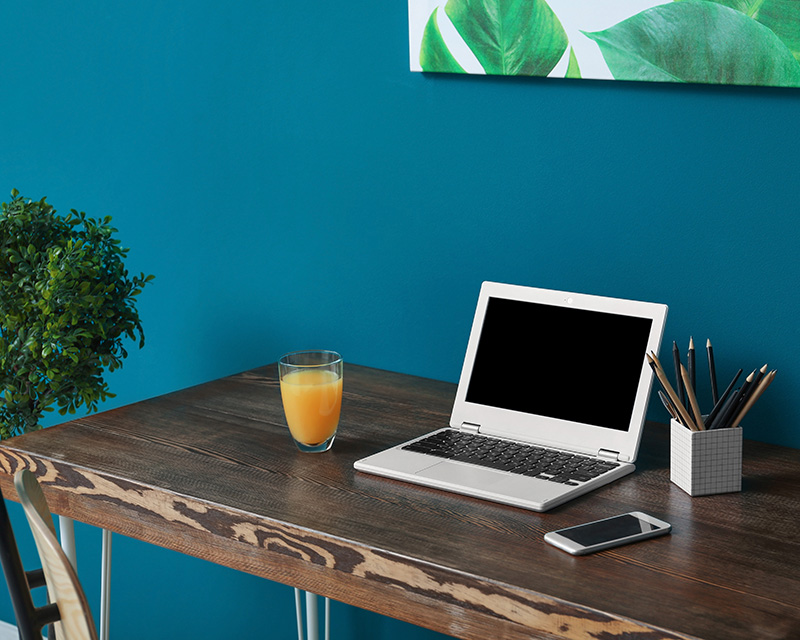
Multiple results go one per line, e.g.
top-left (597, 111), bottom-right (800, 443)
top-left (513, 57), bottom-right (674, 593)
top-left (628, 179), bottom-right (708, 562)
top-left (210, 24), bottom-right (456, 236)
top-left (465, 297), bottom-right (653, 431)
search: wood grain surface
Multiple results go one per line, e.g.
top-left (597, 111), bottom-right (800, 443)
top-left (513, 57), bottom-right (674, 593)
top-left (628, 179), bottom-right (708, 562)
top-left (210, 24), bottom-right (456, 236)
top-left (1, 363), bottom-right (798, 640)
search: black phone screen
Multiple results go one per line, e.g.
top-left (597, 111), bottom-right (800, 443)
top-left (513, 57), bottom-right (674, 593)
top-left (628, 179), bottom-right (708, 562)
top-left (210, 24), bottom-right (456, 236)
top-left (558, 514), bottom-right (657, 546)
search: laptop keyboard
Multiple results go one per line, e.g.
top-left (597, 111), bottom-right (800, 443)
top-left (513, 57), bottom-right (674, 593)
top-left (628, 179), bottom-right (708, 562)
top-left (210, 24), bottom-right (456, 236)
top-left (402, 430), bottom-right (620, 486)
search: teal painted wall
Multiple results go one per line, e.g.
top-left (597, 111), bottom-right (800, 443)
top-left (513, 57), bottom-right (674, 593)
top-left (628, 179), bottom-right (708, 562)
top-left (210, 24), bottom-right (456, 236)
top-left (2, 1), bottom-right (799, 637)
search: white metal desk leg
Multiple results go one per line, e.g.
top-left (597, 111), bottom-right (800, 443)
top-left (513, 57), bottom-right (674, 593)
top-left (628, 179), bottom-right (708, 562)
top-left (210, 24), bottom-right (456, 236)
top-left (56, 517), bottom-right (78, 640)
top-left (58, 516), bottom-right (77, 570)
top-left (294, 588), bottom-right (305, 640)
top-left (294, 590), bottom-right (330, 640)
top-left (100, 529), bottom-right (112, 640)
top-left (305, 592), bottom-right (319, 640)
top-left (324, 596), bottom-right (330, 640)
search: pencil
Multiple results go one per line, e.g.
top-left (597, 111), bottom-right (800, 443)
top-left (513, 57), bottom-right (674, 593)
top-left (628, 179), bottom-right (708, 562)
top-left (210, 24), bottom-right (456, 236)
top-left (680, 363), bottom-right (705, 429)
top-left (731, 366), bottom-right (764, 420)
top-left (707, 339), bottom-right (719, 405)
top-left (710, 388), bottom-right (741, 430)
top-left (751, 363), bottom-right (768, 391)
top-left (648, 352), bottom-right (698, 431)
top-left (672, 341), bottom-right (686, 409)
top-left (720, 370), bottom-right (756, 429)
top-left (705, 368), bottom-right (743, 429)
top-left (687, 337), bottom-right (696, 396)
top-left (730, 370), bottom-right (776, 429)
top-left (658, 390), bottom-right (678, 421)
top-left (649, 356), bottom-right (688, 428)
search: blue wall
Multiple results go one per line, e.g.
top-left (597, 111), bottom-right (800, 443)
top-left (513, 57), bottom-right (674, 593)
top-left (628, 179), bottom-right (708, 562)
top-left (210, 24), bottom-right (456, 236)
top-left (3, 1), bottom-right (799, 637)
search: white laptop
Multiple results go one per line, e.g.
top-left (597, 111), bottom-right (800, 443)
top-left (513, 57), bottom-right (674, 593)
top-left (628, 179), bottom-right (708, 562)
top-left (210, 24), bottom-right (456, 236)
top-left (354, 282), bottom-right (668, 512)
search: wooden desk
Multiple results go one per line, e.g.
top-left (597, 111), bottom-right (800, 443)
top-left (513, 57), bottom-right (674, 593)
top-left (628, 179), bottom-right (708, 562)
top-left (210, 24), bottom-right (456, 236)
top-left (1, 364), bottom-right (798, 640)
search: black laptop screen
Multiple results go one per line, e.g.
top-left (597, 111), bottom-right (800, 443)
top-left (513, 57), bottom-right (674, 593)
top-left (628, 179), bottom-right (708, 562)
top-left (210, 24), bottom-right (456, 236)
top-left (465, 297), bottom-right (653, 431)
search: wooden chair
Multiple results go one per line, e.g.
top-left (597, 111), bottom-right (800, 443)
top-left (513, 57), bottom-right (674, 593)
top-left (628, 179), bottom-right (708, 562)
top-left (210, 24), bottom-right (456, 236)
top-left (0, 481), bottom-right (55, 640)
top-left (13, 469), bottom-right (98, 640)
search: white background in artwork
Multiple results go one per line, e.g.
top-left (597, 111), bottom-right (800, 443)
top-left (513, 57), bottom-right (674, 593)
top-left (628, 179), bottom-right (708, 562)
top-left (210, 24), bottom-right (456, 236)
top-left (408, 0), bottom-right (664, 79)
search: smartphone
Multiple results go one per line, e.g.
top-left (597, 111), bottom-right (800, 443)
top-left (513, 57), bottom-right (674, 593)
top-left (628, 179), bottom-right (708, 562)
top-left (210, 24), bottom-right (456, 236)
top-left (544, 512), bottom-right (671, 555)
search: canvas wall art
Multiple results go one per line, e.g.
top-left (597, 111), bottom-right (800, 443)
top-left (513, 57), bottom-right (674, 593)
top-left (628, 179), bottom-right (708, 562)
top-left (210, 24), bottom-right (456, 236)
top-left (409, 0), bottom-right (800, 87)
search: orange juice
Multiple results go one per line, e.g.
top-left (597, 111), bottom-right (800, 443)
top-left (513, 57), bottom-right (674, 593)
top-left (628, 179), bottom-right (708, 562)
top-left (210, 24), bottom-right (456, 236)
top-left (279, 369), bottom-right (342, 446)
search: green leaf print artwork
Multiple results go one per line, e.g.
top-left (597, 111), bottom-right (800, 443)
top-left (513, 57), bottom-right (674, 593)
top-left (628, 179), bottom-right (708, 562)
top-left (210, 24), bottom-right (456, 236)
top-left (410, 0), bottom-right (800, 87)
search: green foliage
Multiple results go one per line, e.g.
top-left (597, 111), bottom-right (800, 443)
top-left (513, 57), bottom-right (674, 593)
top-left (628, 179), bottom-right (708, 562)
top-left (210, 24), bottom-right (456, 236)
top-left (0, 189), bottom-right (154, 439)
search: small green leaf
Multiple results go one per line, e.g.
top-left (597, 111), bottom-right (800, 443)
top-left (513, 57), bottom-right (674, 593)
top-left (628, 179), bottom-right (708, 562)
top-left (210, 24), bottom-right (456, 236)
top-left (420, 8), bottom-right (466, 73)
top-left (566, 47), bottom-right (581, 78)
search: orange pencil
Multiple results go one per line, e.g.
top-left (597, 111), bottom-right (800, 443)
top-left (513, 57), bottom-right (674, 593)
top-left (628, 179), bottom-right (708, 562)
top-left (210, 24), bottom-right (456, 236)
top-left (730, 370), bottom-right (776, 429)
top-left (680, 363), bottom-right (705, 430)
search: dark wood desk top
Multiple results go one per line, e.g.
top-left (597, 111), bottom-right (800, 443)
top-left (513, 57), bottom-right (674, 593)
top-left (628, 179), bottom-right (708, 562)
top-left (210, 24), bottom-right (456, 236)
top-left (1, 364), bottom-right (799, 640)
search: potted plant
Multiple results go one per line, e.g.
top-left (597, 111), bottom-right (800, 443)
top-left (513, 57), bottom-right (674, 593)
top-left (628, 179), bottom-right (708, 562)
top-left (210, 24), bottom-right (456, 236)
top-left (0, 189), bottom-right (154, 439)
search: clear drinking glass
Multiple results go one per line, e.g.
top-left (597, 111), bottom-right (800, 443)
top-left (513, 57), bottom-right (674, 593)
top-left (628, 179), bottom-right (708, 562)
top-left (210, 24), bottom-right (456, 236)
top-left (278, 350), bottom-right (343, 453)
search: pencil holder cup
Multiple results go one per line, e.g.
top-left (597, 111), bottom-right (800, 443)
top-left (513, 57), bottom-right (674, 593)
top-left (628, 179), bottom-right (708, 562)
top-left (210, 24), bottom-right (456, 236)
top-left (669, 419), bottom-right (742, 496)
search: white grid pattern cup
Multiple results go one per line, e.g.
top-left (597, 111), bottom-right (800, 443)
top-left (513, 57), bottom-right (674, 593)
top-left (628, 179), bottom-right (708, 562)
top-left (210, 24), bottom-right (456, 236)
top-left (670, 419), bottom-right (742, 496)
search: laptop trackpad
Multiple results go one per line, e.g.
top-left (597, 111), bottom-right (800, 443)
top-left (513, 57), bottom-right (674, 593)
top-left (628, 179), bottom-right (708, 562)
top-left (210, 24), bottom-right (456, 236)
top-left (416, 460), bottom-right (565, 501)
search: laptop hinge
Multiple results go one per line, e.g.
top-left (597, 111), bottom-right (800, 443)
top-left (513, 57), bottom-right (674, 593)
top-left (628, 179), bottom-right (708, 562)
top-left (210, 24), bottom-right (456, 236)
top-left (460, 422), bottom-right (481, 434)
top-left (598, 448), bottom-right (621, 461)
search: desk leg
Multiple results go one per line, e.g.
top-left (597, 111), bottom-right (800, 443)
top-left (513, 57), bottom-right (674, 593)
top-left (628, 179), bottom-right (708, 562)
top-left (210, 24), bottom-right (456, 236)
top-left (294, 589), bottom-right (330, 640)
top-left (305, 592), bottom-right (318, 640)
top-left (57, 516), bottom-right (77, 640)
top-left (100, 529), bottom-right (112, 640)
top-left (324, 594), bottom-right (330, 640)
top-left (294, 588), bottom-right (304, 640)
top-left (57, 518), bottom-right (112, 640)
top-left (58, 516), bottom-right (77, 570)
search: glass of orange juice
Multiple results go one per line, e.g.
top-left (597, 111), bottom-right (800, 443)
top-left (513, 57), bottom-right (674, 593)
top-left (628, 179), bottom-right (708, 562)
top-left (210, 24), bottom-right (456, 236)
top-left (278, 350), bottom-right (343, 453)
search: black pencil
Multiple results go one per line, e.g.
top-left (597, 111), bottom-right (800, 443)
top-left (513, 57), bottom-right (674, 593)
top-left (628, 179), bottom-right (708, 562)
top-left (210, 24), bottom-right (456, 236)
top-left (724, 368), bottom-right (759, 428)
top-left (658, 390), bottom-right (678, 421)
top-left (707, 338), bottom-right (719, 405)
top-left (672, 341), bottom-right (686, 409)
top-left (710, 387), bottom-right (741, 430)
top-left (751, 364), bottom-right (768, 391)
top-left (687, 337), bottom-right (696, 397)
top-left (705, 368), bottom-right (742, 429)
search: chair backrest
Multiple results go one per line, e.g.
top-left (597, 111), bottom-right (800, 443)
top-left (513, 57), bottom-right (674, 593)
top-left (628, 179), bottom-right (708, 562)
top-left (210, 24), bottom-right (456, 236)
top-left (14, 470), bottom-right (98, 640)
top-left (0, 483), bottom-right (45, 640)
